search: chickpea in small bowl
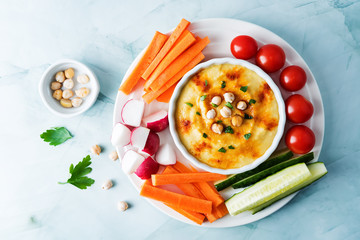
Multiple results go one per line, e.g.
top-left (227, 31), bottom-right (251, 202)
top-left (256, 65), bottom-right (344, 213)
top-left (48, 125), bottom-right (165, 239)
top-left (39, 59), bottom-right (100, 118)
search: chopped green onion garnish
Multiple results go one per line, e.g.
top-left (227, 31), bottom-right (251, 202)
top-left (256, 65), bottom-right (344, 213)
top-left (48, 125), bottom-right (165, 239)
top-left (200, 95), bottom-right (207, 101)
top-left (244, 113), bottom-right (253, 119)
top-left (203, 133), bottom-right (208, 138)
top-left (185, 102), bottom-right (193, 107)
top-left (225, 102), bottom-right (233, 109)
top-left (205, 80), bottom-right (208, 86)
top-left (240, 86), bottom-right (248, 92)
top-left (244, 133), bottom-right (251, 140)
top-left (228, 145), bottom-right (235, 149)
top-left (221, 81), bottom-right (226, 88)
top-left (249, 99), bottom-right (256, 105)
top-left (217, 120), bottom-right (223, 123)
top-left (211, 103), bottom-right (218, 107)
top-left (224, 126), bottom-right (234, 134)
top-left (196, 111), bottom-right (201, 116)
top-left (218, 147), bottom-right (226, 153)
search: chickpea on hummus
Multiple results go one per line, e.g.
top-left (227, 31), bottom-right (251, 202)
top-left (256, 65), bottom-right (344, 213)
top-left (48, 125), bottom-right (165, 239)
top-left (175, 63), bottom-right (279, 169)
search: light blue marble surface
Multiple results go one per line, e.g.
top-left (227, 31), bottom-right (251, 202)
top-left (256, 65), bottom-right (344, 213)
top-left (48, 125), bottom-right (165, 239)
top-left (0, 0), bottom-right (359, 239)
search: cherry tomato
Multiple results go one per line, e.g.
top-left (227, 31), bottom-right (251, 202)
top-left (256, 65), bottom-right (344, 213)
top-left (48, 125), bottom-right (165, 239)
top-left (230, 35), bottom-right (258, 60)
top-left (285, 94), bottom-right (314, 123)
top-left (256, 44), bottom-right (286, 73)
top-left (285, 125), bottom-right (315, 154)
top-left (280, 65), bottom-right (307, 91)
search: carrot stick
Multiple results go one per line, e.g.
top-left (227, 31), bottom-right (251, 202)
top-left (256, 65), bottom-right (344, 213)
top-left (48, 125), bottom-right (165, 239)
top-left (162, 166), bottom-right (205, 199)
top-left (140, 181), bottom-right (212, 214)
top-left (119, 31), bottom-right (168, 94)
top-left (165, 203), bottom-right (205, 225)
top-left (147, 36), bottom-right (210, 91)
top-left (144, 31), bottom-right (196, 88)
top-left (151, 172), bottom-right (227, 186)
top-left (164, 165), bottom-right (228, 223)
top-left (142, 52), bottom-right (204, 104)
top-left (171, 29), bottom-right (193, 50)
top-left (173, 162), bottom-right (225, 207)
top-left (142, 18), bottom-right (190, 80)
top-left (206, 203), bottom-right (229, 223)
top-left (194, 181), bottom-right (225, 207)
top-left (156, 83), bottom-right (177, 103)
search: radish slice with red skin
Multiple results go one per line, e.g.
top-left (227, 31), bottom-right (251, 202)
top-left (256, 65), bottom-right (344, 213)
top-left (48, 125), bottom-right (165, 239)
top-left (135, 156), bottom-right (159, 179)
top-left (142, 131), bottom-right (160, 156)
top-left (121, 99), bottom-right (145, 127)
top-left (130, 127), bottom-right (150, 150)
top-left (122, 150), bottom-right (145, 174)
top-left (123, 144), bottom-right (137, 153)
top-left (143, 110), bottom-right (169, 132)
top-left (155, 144), bottom-right (176, 165)
top-left (111, 123), bottom-right (131, 147)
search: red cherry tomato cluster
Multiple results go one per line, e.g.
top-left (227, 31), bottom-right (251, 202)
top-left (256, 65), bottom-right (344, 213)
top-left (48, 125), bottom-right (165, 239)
top-left (230, 35), bottom-right (316, 154)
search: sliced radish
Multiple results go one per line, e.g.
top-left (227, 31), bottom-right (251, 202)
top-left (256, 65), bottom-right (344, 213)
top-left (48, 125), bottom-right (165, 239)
top-left (143, 110), bottom-right (169, 132)
top-left (121, 99), bottom-right (145, 127)
top-left (142, 131), bottom-right (160, 156)
top-left (156, 144), bottom-right (176, 165)
top-left (122, 150), bottom-right (145, 174)
top-left (135, 156), bottom-right (159, 179)
top-left (123, 144), bottom-right (137, 153)
top-left (111, 123), bottom-right (131, 147)
top-left (130, 127), bottom-right (150, 150)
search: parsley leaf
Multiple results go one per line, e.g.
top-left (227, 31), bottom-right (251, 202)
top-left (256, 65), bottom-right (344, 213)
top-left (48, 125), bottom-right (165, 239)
top-left (58, 155), bottom-right (95, 190)
top-left (200, 95), bottom-right (207, 101)
top-left (244, 133), bottom-right (252, 140)
top-left (228, 145), bottom-right (235, 149)
top-left (203, 133), bottom-right (208, 138)
top-left (196, 111), bottom-right (201, 116)
top-left (217, 120), bottom-right (223, 123)
top-left (40, 127), bottom-right (72, 146)
top-left (249, 99), bottom-right (256, 105)
top-left (221, 81), bottom-right (226, 88)
top-left (185, 102), bottom-right (193, 107)
top-left (218, 147), bottom-right (226, 153)
top-left (225, 102), bottom-right (234, 109)
top-left (205, 80), bottom-right (208, 86)
top-left (240, 86), bottom-right (248, 92)
top-left (244, 113), bottom-right (253, 119)
top-left (211, 103), bottom-right (218, 107)
top-left (224, 126), bottom-right (234, 134)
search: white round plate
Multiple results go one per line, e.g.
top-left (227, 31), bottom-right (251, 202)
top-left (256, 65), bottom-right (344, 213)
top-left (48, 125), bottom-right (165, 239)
top-left (113, 18), bottom-right (324, 228)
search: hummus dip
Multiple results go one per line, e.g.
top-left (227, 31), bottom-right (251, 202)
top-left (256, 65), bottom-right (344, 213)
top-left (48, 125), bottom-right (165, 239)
top-left (175, 63), bottom-right (279, 169)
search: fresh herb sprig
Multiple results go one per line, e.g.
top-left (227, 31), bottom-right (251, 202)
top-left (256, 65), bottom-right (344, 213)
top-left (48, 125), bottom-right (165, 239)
top-left (225, 102), bottom-right (234, 109)
top-left (40, 127), bottom-right (72, 146)
top-left (244, 133), bottom-right (252, 140)
top-left (58, 155), bottom-right (95, 190)
top-left (218, 147), bottom-right (226, 153)
top-left (224, 126), bottom-right (234, 134)
top-left (249, 99), bottom-right (256, 105)
top-left (240, 86), bottom-right (248, 92)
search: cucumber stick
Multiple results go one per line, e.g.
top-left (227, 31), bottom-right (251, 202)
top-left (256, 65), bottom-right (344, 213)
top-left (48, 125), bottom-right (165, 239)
top-left (215, 149), bottom-right (294, 191)
top-left (225, 163), bottom-right (311, 216)
top-left (232, 152), bottom-right (314, 189)
top-left (251, 162), bottom-right (327, 214)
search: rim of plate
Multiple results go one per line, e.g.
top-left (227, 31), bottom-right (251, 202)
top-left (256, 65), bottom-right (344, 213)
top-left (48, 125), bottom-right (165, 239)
top-left (168, 58), bottom-right (286, 175)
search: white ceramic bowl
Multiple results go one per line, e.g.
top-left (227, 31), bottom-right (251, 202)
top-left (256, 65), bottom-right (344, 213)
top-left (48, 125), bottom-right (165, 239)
top-left (39, 59), bottom-right (100, 118)
top-left (168, 58), bottom-right (286, 175)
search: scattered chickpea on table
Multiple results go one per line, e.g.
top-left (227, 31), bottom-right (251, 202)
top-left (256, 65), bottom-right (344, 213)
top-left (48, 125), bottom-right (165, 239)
top-left (50, 68), bottom-right (91, 108)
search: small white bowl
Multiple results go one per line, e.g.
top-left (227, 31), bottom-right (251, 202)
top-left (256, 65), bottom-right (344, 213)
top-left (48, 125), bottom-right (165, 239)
top-left (39, 59), bottom-right (100, 118)
top-left (168, 58), bottom-right (286, 175)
